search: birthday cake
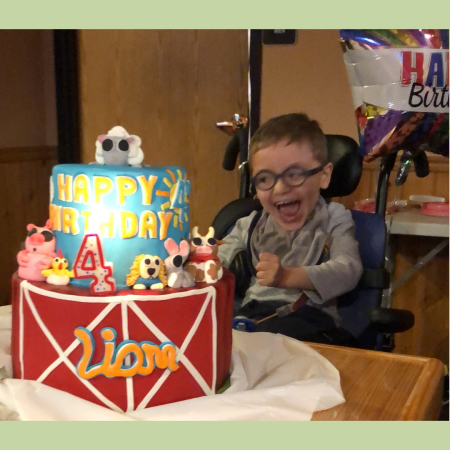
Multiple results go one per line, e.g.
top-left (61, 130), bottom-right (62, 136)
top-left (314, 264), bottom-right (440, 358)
top-left (11, 127), bottom-right (234, 413)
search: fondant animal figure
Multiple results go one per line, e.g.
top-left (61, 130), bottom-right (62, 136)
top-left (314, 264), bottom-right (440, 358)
top-left (42, 250), bottom-right (74, 286)
top-left (126, 255), bottom-right (168, 290)
top-left (185, 227), bottom-right (224, 284)
top-left (95, 126), bottom-right (144, 166)
top-left (164, 238), bottom-right (195, 288)
top-left (17, 220), bottom-right (56, 281)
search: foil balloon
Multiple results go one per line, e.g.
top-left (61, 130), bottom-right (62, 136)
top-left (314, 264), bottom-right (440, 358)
top-left (340, 30), bottom-right (449, 163)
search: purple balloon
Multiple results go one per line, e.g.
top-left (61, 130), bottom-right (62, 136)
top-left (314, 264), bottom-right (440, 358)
top-left (362, 109), bottom-right (405, 154)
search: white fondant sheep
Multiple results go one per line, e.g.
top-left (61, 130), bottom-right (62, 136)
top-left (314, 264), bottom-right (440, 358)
top-left (95, 126), bottom-right (144, 166)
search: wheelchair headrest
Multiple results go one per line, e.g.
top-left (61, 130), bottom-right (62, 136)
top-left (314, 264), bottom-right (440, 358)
top-left (321, 135), bottom-right (363, 198)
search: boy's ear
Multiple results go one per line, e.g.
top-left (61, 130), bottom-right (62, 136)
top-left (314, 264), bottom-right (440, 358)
top-left (320, 162), bottom-right (333, 190)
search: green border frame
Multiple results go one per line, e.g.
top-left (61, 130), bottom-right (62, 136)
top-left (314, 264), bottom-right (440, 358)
top-left (1, 0), bottom-right (450, 28)
top-left (1, 0), bottom-right (449, 446)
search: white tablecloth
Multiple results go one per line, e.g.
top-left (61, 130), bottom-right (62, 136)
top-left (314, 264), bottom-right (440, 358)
top-left (0, 304), bottom-right (344, 421)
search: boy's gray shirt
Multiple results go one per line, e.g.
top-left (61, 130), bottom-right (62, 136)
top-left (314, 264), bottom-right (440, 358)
top-left (218, 197), bottom-right (363, 326)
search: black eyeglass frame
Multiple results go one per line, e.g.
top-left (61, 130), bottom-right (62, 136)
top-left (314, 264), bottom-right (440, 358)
top-left (251, 164), bottom-right (325, 191)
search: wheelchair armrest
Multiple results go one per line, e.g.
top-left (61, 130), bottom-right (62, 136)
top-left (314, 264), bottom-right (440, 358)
top-left (358, 268), bottom-right (390, 289)
top-left (370, 307), bottom-right (415, 334)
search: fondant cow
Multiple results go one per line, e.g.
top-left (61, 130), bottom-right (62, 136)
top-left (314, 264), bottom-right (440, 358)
top-left (17, 220), bottom-right (56, 281)
top-left (185, 227), bottom-right (224, 284)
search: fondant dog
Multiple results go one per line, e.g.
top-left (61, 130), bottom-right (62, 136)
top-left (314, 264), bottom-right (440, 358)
top-left (164, 238), bottom-right (195, 288)
top-left (185, 227), bottom-right (224, 284)
top-left (126, 255), bottom-right (167, 290)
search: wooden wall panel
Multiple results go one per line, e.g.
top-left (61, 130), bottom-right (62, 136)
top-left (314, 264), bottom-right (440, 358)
top-left (391, 236), bottom-right (449, 364)
top-left (335, 153), bottom-right (449, 207)
top-left (433, 171), bottom-right (449, 200)
top-left (78, 30), bottom-right (248, 233)
top-left (0, 30), bottom-right (57, 148)
top-left (261, 30), bottom-right (357, 141)
top-left (0, 147), bottom-right (57, 306)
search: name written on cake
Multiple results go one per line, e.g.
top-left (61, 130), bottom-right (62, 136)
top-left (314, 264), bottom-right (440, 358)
top-left (74, 327), bottom-right (179, 379)
top-left (49, 173), bottom-right (190, 239)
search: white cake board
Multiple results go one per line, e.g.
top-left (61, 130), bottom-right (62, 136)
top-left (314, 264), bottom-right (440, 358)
top-left (0, 305), bottom-right (344, 421)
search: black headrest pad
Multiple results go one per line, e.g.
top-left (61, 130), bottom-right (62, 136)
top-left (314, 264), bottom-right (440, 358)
top-left (321, 135), bottom-right (363, 198)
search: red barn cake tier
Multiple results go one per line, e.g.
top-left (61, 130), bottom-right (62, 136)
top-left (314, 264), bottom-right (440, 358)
top-left (11, 271), bottom-right (234, 412)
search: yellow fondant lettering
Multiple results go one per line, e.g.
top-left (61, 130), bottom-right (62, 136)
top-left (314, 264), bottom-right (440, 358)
top-left (162, 344), bottom-right (179, 372)
top-left (99, 212), bottom-right (115, 238)
top-left (158, 211), bottom-right (173, 240)
top-left (62, 207), bottom-right (80, 235)
top-left (138, 344), bottom-right (156, 375)
top-left (50, 174), bottom-right (187, 239)
top-left (116, 176), bottom-right (137, 206)
top-left (57, 174), bottom-right (73, 202)
top-left (138, 211), bottom-right (157, 239)
top-left (139, 343), bottom-right (179, 374)
top-left (101, 328), bottom-right (116, 377)
top-left (108, 342), bottom-right (144, 377)
top-left (93, 176), bottom-right (114, 204)
top-left (73, 174), bottom-right (91, 204)
top-left (137, 175), bottom-right (158, 205)
top-left (74, 328), bottom-right (104, 380)
top-left (81, 210), bottom-right (92, 232)
top-left (75, 327), bottom-right (178, 380)
top-left (120, 211), bottom-right (138, 239)
top-left (49, 204), bottom-right (62, 231)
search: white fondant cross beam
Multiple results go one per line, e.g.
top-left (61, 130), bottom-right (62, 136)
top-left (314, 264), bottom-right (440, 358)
top-left (19, 281), bottom-right (217, 413)
top-left (20, 285), bottom-right (123, 412)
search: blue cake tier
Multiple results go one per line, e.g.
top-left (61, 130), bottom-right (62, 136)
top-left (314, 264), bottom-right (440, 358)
top-left (50, 164), bottom-right (190, 289)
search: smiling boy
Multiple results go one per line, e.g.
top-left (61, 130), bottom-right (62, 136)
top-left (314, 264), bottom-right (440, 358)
top-left (218, 113), bottom-right (363, 344)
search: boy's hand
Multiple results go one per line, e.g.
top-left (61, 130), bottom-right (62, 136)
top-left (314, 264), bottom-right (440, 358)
top-left (255, 252), bottom-right (283, 287)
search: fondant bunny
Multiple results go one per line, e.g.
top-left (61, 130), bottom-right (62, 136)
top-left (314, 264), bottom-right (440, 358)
top-left (164, 238), bottom-right (195, 288)
top-left (17, 220), bottom-right (57, 281)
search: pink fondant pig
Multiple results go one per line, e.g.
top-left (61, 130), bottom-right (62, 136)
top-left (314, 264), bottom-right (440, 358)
top-left (17, 220), bottom-right (57, 281)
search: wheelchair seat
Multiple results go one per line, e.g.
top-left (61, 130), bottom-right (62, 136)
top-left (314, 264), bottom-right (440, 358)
top-left (212, 134), bottom-right (414, 350)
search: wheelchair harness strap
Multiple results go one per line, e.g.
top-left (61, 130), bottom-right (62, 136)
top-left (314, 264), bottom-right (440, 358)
top-left (245, 209), bottom-right (329, 323)
top-left (245, 209), bottom-right (262, 278)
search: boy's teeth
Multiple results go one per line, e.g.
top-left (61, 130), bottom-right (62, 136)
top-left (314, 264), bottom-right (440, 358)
top-left (276, 200), bottom-right (295, 208)
top-left (276, 200), bottom-right (301, 218)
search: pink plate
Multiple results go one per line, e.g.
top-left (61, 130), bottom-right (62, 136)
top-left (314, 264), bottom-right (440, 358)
top-left (421, 202), bottom-right (449, 217)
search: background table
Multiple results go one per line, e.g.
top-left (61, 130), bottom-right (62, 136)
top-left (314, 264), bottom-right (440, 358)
top-left (386, 207), bottom-right (449, 237)
top-left (383, 207), bottom-right (449, 363)
top-left (309, 343), bottom-right (444, 421)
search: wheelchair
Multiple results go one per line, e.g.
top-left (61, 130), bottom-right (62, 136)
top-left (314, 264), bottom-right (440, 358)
top-left (212, 134), bottom-right (414, 351)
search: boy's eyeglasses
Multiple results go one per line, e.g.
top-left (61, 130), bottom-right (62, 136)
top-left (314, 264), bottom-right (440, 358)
top-left (252, 164), bottom-right (324, 191)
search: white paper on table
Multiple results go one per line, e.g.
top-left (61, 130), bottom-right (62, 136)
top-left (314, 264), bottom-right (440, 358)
top-left (0, 305), bottom-right (344, 421)
top-left (0, 305), bottom-right (12, 379)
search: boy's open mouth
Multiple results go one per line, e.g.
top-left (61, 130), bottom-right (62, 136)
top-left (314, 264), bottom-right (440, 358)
top-left (275, 200), bottom-right (301, 220)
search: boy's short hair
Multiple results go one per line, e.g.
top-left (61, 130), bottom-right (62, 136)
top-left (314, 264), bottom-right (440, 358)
top-left (249, 113), bottom-right (328, 166)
